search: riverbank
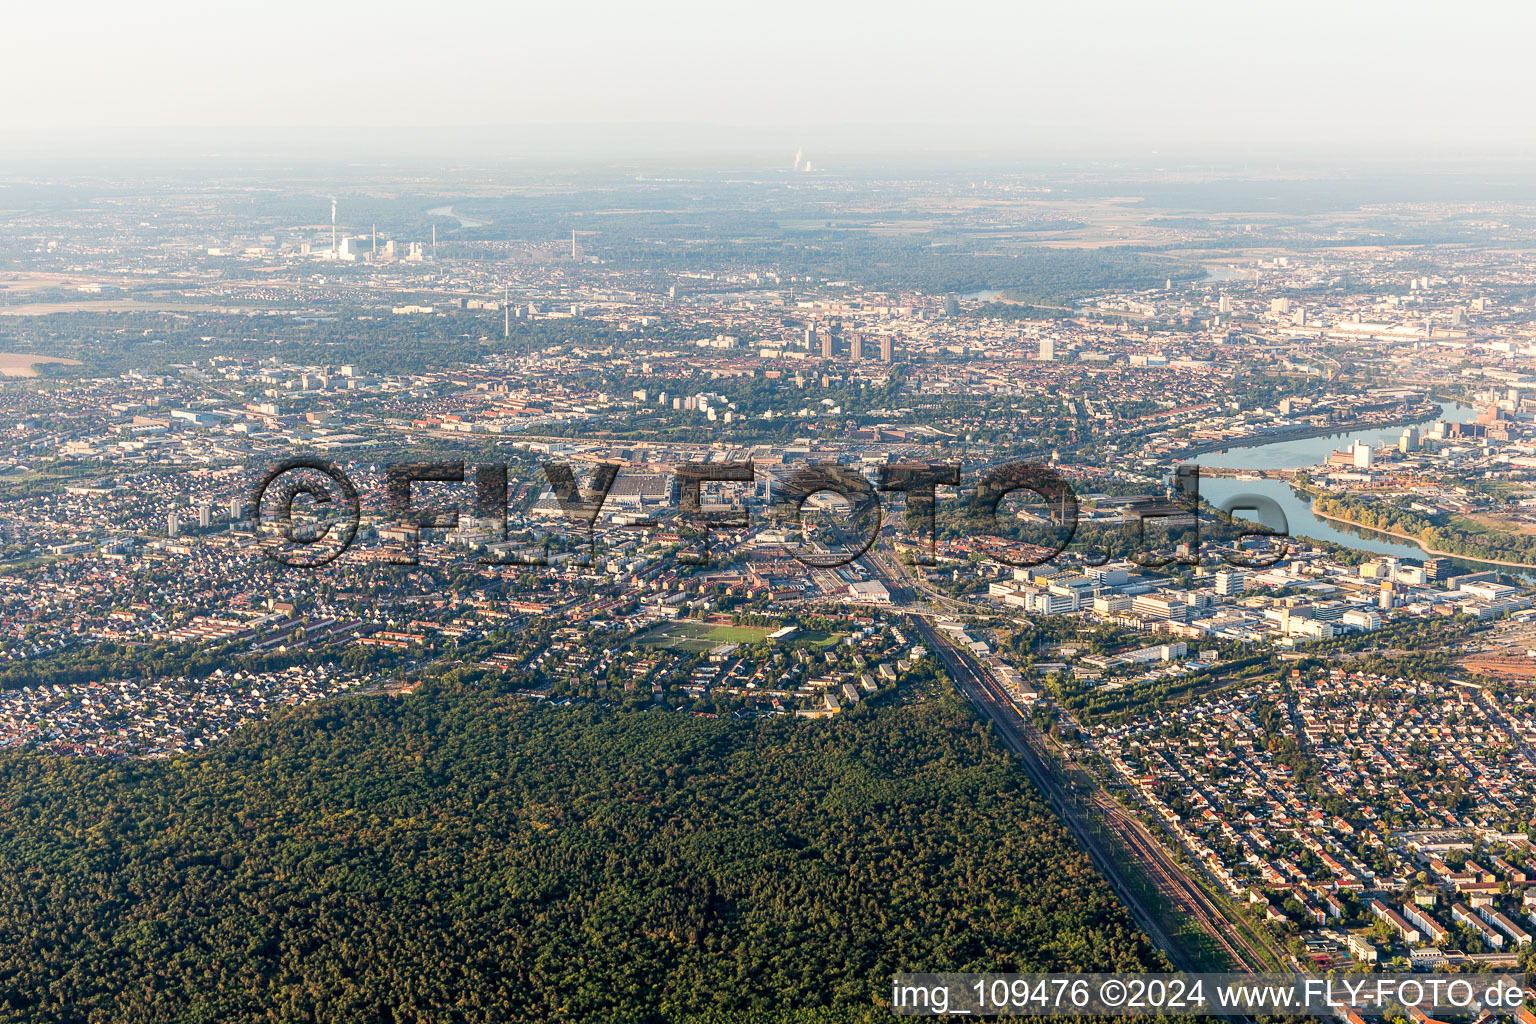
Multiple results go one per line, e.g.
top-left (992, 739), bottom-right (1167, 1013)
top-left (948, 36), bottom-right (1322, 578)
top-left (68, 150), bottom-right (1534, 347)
top-left (1309, 503), bottom-right (1536, 570)
top-left (1199, 477), bottom-right (1430, 563)
top-left (1175, 405), bottom-right (1441, 462)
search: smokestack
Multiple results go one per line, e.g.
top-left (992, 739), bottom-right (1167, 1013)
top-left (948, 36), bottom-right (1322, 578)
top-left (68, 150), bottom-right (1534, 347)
top-left (571, 229), bottom-right (577, 260)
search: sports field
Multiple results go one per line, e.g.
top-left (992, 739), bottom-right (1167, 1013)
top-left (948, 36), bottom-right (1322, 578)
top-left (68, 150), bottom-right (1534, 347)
top-left (640, 621), bottom-right (773, 652)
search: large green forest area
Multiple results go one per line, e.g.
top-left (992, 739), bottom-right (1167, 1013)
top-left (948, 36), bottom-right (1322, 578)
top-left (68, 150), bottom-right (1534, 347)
top-left (0, 679), bottom-right (1162, 1023)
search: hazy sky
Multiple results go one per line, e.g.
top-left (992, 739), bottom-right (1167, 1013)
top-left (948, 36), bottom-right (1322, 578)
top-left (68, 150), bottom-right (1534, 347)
top-left (7, 0), bottom-right (1535, 160)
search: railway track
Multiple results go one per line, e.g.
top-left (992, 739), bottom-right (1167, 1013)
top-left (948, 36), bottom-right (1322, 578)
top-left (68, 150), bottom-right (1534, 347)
top-left (1093, 793), bottom-right (1273, 972)
top-left (912, 615), bottom-right (1199, 971)
top-left (861, 550), bottom-right (1284, 980)
top-left (910, 612), bottom-right (1280, 976)
top-left (1040, 733), bottom-right (1281, 974)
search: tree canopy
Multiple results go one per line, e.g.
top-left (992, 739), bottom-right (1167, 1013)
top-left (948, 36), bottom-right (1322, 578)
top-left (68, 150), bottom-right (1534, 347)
top-left (0, 678), bottom-right (1165, 1022)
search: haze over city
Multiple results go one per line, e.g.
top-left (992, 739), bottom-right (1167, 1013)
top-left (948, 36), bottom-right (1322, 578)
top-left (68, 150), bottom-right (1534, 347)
top-left (6, 3), bottom-right (1536, 1021)
top-left (7, 0), bottom-right (1536, 161)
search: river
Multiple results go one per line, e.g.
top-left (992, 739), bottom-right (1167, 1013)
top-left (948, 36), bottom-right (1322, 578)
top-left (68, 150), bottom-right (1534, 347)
top-left (426, 204), bottom-right (488, 229)
top-left (1197, 476), bottom-right (1432, 561)
top-left (1188, 400), bottom-right (1499, 565)
top-left (1194, 401), bottom-right (1477, 469)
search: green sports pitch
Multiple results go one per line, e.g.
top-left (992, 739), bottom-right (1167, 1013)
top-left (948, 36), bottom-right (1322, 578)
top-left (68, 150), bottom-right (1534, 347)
top-left (640, 621), bottom-right (774, 652)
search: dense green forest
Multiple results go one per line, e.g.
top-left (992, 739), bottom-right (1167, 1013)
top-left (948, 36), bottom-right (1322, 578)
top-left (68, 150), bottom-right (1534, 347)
top-left (1312, 493), bottom-right (1536, 566)
top-left (0, 678), bottom-right (1164, 1023)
